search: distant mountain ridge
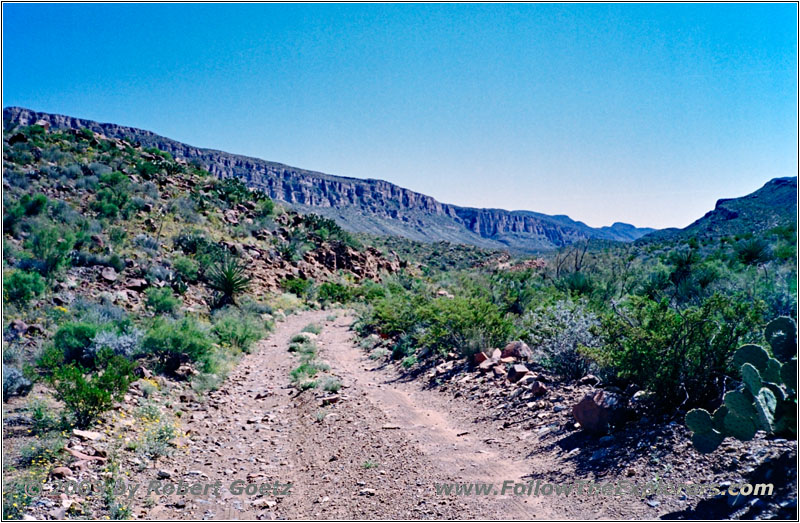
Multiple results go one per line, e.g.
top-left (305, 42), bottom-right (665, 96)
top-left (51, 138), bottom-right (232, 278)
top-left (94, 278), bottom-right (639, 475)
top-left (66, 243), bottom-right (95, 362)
top-left (3, 106), bottom-right (656, 252)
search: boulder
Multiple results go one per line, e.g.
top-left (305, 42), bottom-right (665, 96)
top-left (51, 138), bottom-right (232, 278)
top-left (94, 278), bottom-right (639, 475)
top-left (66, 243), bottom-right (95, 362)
top-left (100, 267), bottom-right (118, 282)
top-left (3, 366), bottom-right (32, 400)
top-left (572, 390), bottom-right (629, 434)
top-left (502, 341), bottom-right (533, 361)
top-left (507, 364), bottom-right (530, 383)
top-left (490, 348), bottom-right (502, 361)
top-left (51, 467), bottom-right (73, 479)
top-left (473, 352), bottom-right (489, 365)
top-left (632, 390), bottom-right (656, 403)
top-left (579, 374), bottom-right (600, 386)
top-left (478, 359), bottom-right (495, 372)
top-left (530, 381), bottom-right (548, 397)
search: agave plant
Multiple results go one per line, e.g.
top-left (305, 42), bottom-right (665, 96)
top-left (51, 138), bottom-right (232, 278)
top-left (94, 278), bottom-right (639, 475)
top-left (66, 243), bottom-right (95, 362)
top-left (205, 255), bottom-right (251, 307)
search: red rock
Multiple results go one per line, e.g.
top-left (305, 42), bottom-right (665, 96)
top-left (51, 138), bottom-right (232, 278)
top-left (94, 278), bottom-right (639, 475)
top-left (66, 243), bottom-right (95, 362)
top-left (507, 364), bottom-right (530, 383)
top-left (478, 359), bottom-right (495, 372)
top-left (572, 390), bottom-right (628, 434)
top-left (474, 352), bottom-right (489, 364)
top-left (501, 341), bottom-right (533, 360)
top-left (530, 381), bottom-right (548, 397)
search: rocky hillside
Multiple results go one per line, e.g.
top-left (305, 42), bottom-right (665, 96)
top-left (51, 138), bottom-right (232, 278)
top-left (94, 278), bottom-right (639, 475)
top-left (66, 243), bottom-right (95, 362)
top-left (3, 107), bottom-right (654, 252)
top-left (641, 177), bottom-right (797, 243)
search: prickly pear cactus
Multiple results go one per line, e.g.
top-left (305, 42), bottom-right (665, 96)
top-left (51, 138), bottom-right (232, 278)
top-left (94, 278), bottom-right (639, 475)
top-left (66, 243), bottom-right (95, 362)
top-left (765, 316), bottom-right (797, 362)
top-left (685, 316), bottom-right (797, 453)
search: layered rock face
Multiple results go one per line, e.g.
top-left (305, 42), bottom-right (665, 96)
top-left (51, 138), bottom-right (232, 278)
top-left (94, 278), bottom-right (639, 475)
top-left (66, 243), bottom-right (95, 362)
top-left (4, 107), bottom-right (654, 252)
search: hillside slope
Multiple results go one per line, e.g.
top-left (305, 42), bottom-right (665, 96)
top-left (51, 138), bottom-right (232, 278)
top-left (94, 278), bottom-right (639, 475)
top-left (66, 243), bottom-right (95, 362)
top-left (641, 177), bottom-right (797, 242)
top-left (4, 107), bottom-right (654, 252)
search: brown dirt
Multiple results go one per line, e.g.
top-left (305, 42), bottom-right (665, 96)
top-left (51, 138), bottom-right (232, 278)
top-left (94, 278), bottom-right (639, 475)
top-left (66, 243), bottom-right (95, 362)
top-left (129, 310), bottom-right (795, 520)
top-left (132, 311), bottom-right (557, 519)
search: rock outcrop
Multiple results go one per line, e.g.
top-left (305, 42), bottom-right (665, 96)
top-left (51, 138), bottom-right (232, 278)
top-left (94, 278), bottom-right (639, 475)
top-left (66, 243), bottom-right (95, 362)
top-left (4, 107), bottom-right (656, 252)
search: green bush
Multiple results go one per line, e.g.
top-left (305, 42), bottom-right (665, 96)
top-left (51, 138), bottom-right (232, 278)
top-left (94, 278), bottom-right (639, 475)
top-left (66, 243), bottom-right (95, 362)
top-left (417, 296), bottom-right (513, 357)
top-left (3, 269), bottom-right (46, 304)
top-left (50, 354), bottom-right (134, 427)
top-left (142, 317), bottom-right (214, 372)
top-left (212, 307), bottom-right (267, 353)
top-left (52, 322), bottom-right (100, 367)
top-left (145, 287), bottom-right (180, 314)
top-left (173, 255), bottom-right (199, 282)
top-left (317, 282), bottom-right (353, 304)
top-left (25, 223), bottom-right (76, 277)
top-left (590, 294), bottom-right (763, 409)
top-left (281, 277), bottom-right (313, 298)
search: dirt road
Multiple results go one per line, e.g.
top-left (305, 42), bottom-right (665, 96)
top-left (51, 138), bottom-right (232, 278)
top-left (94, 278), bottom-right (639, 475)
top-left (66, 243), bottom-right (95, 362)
top-left (140, 310), bottom-right (568, 520)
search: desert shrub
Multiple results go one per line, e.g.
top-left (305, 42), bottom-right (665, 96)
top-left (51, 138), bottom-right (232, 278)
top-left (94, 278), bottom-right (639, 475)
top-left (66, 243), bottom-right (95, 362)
top-left (19, 433), bottom-right (65, 467)
top-left (71, 297), bottom-right (129, 325)
top-left (172, 255), bottom-right (199, 282)
top-left (301, 213), bottom-right (360, 248)
top-left (145, 287), bottom-right (180, 314)
top-left (109, 226), bottom-right (127, 246)
top-left (25, 223), bottom-right (75, 277)
top-left (50, 353), bottom-right (134, 427)
top-left (590, 294), bottom-right (763, 410)
top-left (321, 376), bottom-right (342, 392)
top-left (71, 250), bottom-right (125, 272)
top-left (355, 280), bottom-right (386, 302)
top-left (205, 256), bottom-right (251, 307)
top-left (302, 323), bottom-right (322, 335)
top-left (87, 329), bottom-right (144, 360)
top-left (141, 317), bottom-right (214, 372)
top-left (736, 238), bottom-right (772, 266)
top-left (317, 282), bottom-right (353, 304)
top-left (212, 307), bottom-right (267, 353)
top-left (357, 291), bottom-right (422, 339)
top-left (517, 300), bottom-right (600, 380)
top-left (134, 233), bottom-right (160, 252)
top-left (52, 322), bottom-right (101, 367)
top-left (559, 272), bottom-right (594, 297)
top-left (281, 277), bottom-right (313, 298)
top-left (255, 198), bottom-right (275, 217)
top-left (401, 355), bottom-right (418, 369)
top-left (238, 296), bottom-right (274, 316)
top-left (144, 263), bottom-right (174, 286)
top-left (88, 162), bottom-right (112, 177)
top-left (418, 296), bottom-right (513, 357)
top-left (3, 269), bottom-right (46, 304)
top-left (169, 197), bottom-right (201, 223)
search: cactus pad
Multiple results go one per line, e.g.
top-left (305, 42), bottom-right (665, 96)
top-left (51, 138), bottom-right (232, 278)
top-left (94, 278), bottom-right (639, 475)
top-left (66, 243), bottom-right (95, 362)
top-left (691, 429), bottom-right (724, 454)
top-left (733, 344), bottom-right (770, 372)
top-left (780, 359), bottom-right (797, 392)
top-left (765, 316), bottom-right (797, 363)
top-left (685, 408), bottom-right (713, 434)
top-left (753, 387), bottom-right (777, 433)
top-left (740, 363), bottom-right (763, 396)
top-left (723, 411), bottom-right (757, 441)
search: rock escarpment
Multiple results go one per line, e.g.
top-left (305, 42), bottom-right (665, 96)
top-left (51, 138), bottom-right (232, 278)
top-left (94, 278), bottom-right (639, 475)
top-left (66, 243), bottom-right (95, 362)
top-left (4, 107), bottom-right (655, 252)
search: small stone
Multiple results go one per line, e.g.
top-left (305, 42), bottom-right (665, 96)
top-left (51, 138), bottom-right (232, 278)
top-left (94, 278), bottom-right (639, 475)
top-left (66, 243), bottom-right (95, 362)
top-left (73, 429), bottom-right (104, 441)
top-left (51, 467), bottom-right (73, 479)
top-left (157, 470), bottom-right (172, 479)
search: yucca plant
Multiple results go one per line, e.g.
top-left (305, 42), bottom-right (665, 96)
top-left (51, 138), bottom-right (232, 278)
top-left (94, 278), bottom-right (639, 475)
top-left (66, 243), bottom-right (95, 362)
top-left (205, 255), bottom-right (251, 307)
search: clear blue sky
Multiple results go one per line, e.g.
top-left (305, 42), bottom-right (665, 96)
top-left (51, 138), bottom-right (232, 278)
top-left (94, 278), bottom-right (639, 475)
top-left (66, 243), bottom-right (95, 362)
top-left (3, 3), bottom-right (796, 229)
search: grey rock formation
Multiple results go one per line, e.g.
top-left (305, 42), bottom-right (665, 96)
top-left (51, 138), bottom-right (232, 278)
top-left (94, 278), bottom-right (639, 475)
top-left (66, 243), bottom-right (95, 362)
top-left (4, 107), bottom-right (656, 252)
